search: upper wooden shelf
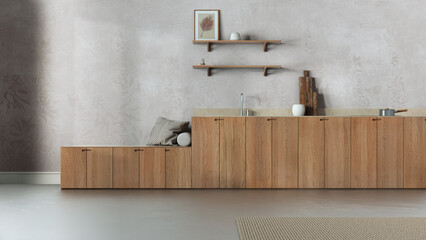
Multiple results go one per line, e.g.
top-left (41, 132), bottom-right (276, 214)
top-left (192, 40), bottom-right (281, 52)
top-left (193, 65), bottom-right (282, 77)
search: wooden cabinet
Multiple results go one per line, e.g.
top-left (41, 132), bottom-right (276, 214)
top-left (166, 148), bottom-right (191, 188)
top-left (61, 147), bottom-right (87, 188)
top-left (113, 148), bottom-right (140, 188)
top-left (87, 147), bottom-right (113, 188)
top-left (404, 117), bottom-right (426, 188)
top-left (61, 116), bottom-right (425, 190)
top-left (351, 117), bottom-right (377, 188)
top-left (299, 117), bottom-right (325, 188)
top-left (325, 118), bottom-right (351, 188)
top-left (377, 118), bottom-right (403, 188)
top-left (246, 117), bottom-right (272, 188)
top-left (220, 117), bottom-right (246, 188)
top-left (140, 148), bottom-right (165, 188)
top-left (192, 117), bottom-right (220, 188)
top-left (272, 117), bottom-right (298, 188)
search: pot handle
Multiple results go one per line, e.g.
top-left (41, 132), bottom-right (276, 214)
top-left (395, 109), bottom-right (408, 113)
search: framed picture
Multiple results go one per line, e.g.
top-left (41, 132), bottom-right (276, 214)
top-left (194, 10), bottom-right (220, 40)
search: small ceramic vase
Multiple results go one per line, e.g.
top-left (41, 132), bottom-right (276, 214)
top-left (292, 104), bottom-right (305, 116)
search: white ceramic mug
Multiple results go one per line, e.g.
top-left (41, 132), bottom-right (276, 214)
top-left (292, 104), bottom-right (305, 116)
top-left (230, 32), bottom-right (241, 40)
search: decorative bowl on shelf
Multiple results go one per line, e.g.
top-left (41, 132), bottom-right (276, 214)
top-left (230, 32), bottom-right (241, 40)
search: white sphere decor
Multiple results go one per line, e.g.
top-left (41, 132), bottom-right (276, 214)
top-left (230, 32), bottom-right (241, 40)
top-left (177, 132), bottom-right (191, 146)
top-left (292, 104), bottom-right (305, 116)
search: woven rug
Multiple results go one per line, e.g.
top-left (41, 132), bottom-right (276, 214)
top-left (236, 217), bottom-right (426, 240)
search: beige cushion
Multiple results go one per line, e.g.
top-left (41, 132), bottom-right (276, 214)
top-left (147, 117), bottom-right (189, 145)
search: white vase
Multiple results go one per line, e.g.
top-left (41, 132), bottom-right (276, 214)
top-left (230, 32), bottom-right (241, 40)
top-left (292, 104), bottom-right (305, 116)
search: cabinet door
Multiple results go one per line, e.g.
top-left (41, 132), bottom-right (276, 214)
top-left (299, 117), bottom-right (325, 188)
top-left (272, 117), bottom-right (298, 188)
top-left (61, 147), bottom-right (87, 188)
top-left (351, 117), bottom-right (377, 188)
top-left (87, 147), bottom-right (113, 188)
top-left (166, 148), bottom-right (191, 188)
top-left (377, 118), bottom-right (403, 188)
top-left (140, 148), bottom-right (165, 188)
top-left (404, 117), bottom-right (426, 188)
top-left (246, 117), bottom-right (272, 188)
top-left (113, 148), bottom-right (140, 188)
top-left (325, 118), bottom-right (351, 188)
top-left (191, 117), bottom-right (220, 188)
top-left (220, 117), bottom-right (246, 188)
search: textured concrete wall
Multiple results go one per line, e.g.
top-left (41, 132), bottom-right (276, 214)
top-left (1, 0), bottom-right (425, 171)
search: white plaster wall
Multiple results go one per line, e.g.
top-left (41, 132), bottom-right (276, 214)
top-left (1, 0), bottom-right (425, 171)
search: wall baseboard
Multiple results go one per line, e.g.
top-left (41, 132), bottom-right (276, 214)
top-left (0, 172), bottom-right (60, 184)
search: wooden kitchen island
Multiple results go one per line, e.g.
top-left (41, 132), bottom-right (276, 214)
top-left (61, 116), bottom-right (426, 189)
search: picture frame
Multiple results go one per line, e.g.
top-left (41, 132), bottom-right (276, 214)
top-left (194, 9), bottom-right (220, 41)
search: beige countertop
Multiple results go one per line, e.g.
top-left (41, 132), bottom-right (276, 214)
top-left (193, 108), bottom-right (426, 117)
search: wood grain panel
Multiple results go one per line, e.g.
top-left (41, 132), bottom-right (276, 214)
top-left (246, 117), bottom-right (272, 188)
top-left (61, 147), bottom-right (87, 188)
top-left (87, 147), bottom-right (113, 188)
top-left (377, 117), bottom-right (403, 188)
top-left (166, 148), bottom-right (192, 188)
top-left (351, 117), bottom-right (377, 188)
top-left (140, 148), bottom-right (165, 188)
top-left (404, 117), bottom-right (426, 188)
top-left (191, 117), bottom-right (220, 188)
top-left (113, 147), bottom-right (140, 188)
top-left (299, 117), bottom-right (324, 188)
top-left (272, 117), bottom-right (298, 188)
top-left (220, 117), bottom-right (246, 188)
top-left (325, 118), bottom-right (351, 188)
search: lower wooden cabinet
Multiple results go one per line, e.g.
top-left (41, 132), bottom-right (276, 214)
top-left (140, 148), bottom-right (165, 188)
top-left (377, 118), bottom-right (403, 188)
top-left (166, 148), bottom-right (191, 188)
top-left (351, 117), bottom-right (377, 188)
top-left (220, 117), bottom-right (246, 188)
top-left (272, 117), bottom-right (298, 188)
top-left (87, 147), bottom-right (113, 188)
top-left (113, 148), bottom-right (140, 188)
top-left (299, 117), bottom-right (325, 188)
top-left (325, 117), bottom-right (351, 188)
top-left (404, 117), bottom-right (426, 188)
top-left (192, 117), bottom-right (220, 188)
top-left (61, 117), bottom-right (425, 190)
top-left (246, 117), bottom-right (272, 188)
top-left (61, 147), bottom-right (87, 188)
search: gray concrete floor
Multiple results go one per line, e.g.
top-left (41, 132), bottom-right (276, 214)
top-left (1, 185), bottom-right (426, 240)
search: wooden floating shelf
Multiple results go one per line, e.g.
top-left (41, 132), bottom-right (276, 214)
top-left (192, 40), bottom-right (281, 52)
top-left (193, 65), bottom-right (282, 77)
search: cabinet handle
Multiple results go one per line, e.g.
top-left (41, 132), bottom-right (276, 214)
top-left (267, 118), bottom-right (276, 121)
top-left (82, 149), bottom-right (86, 152)
top-left (165, 149), bottom-right (170, 152)
top-left (134, 149), bottom-right (144, 152)
top-left (320, 118), bottom-right (329, 121)
top-left (214, 118), bottom-right (223, 121)
top-left (372, 118), bottom-right (382, 121)
top-left (86, 149), bottom-right (91, 151)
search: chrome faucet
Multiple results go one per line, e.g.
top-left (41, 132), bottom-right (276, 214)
top-left (240, 93), bottom-right (244, 116)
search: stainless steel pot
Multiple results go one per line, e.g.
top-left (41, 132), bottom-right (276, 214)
top-left (379, 108), bottom-right (407, 116)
